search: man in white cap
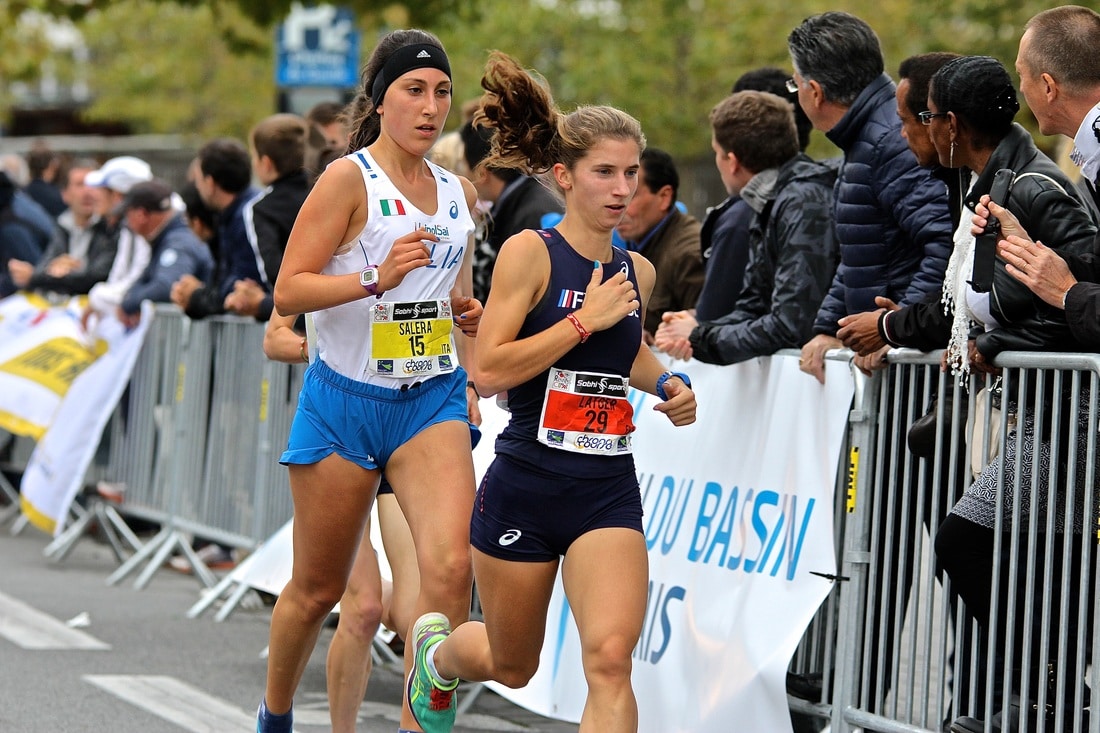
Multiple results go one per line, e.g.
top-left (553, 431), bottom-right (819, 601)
top-left (84, 155), bottom-right (153, 193)
top-left (82, 156), bottom-right (155, 318)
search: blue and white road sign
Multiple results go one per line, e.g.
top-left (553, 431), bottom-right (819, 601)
top-left (276, 4), bottom-right (360, 88)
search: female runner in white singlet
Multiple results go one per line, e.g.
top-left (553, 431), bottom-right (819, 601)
top-left (256, 28), bottom-right (481, 733)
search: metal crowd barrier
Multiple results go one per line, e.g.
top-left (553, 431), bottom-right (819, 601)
top-left (804, 349), bottom-right (1100, 733)
top-left (43, 308), bottom-right (194, 564)
top-left (1, 432), bottom-right (36, 532)
top-left (7, 302), bottom-right (1099, 731)
top-left (29, 306), bottom-right (302, 590)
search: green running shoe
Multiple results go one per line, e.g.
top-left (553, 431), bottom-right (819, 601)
top-left (406, 612), bottom-right (458, 733)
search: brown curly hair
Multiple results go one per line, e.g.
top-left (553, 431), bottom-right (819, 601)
top-left (474, 51), bottom-right (645, 182)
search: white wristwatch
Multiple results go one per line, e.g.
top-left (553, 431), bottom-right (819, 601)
top-left (359, 266), bottom-right (382, 297)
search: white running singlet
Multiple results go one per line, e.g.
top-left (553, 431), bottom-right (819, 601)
top-left (312, 149), bottom-right (475, 387)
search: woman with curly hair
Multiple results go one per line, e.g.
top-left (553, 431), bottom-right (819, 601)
top-left (401, 51), bottom-right (697, 733)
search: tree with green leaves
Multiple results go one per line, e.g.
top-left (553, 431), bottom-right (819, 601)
top-left (1, 0), bottom-right (1070, 160)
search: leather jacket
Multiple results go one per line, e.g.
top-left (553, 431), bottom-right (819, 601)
top-left (881, 124), bottom-right (1099, 358)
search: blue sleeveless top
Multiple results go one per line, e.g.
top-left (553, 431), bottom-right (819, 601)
top-left (495, 228), bottom-right (642, 478)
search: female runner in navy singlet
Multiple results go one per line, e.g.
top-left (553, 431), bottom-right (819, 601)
top-left (402, 51), bottom-right (698, 733)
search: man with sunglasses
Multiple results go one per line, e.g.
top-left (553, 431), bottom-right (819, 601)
top-left (787, 11), bottom-right (953, 384)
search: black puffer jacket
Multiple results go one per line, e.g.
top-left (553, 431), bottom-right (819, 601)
top-left (813, 74), bottom-right (953, 334)
top-left (690, 154), bottom-right (837, 364)
top-left (881, 124), bottom-right (1098, 357)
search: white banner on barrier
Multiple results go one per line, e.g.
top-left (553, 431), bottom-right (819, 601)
top-left (4, 296), bottom-right (153, 535)
top-left (478, 354), bottom-right (855, 732)
top-left (0, 294), bottom-right (96, 438)
top-left (233, 353), bottom-right (855, 730)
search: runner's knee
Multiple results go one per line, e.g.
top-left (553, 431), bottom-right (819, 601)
top-left (581, 632), bottom-right (635, 685)
top-left (336, 589), bottom-right (383, 641)
top-left (491, 655), bottom-right (540, 689)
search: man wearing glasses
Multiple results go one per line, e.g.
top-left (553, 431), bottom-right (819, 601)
top-left (917, 111), bottom-right (951, 125)
top-left (786, 11), bottom-right (953, 385)
top-left (785, 11), bottom-right (954, 719)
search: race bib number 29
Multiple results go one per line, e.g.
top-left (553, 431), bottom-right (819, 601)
top-left (537, 368), bottom-right (635, 455)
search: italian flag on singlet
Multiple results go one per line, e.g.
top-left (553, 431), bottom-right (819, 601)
top-left (380, 199), bottom-right (406, 216)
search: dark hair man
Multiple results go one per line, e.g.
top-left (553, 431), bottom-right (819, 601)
top-left (787, 11), bottom-right (953, 383)
top-left (614, 148), bottom-right (704, 340)
top-left (654, 91), bottom-right (837, 365)
top-left (170, 138), bottom-right (260, 319)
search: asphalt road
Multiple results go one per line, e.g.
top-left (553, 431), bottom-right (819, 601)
top-left (0, 509), bottom-right (578, 733)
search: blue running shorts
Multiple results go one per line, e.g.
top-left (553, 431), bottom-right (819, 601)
top-left (376, 425), bottom-right (481, 495)
top-left (281, 359), bottom-right (468, 471)
top-left (471, 453), bottom-right (643, 562)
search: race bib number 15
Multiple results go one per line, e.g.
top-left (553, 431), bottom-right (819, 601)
top-left (368, 299), bottom-right (456, 378)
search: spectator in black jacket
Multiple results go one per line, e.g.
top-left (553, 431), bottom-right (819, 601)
top-left (788, 11), bottom-right (953, 383)
top-left (653, 91), bottom-right (836, 365)
top-left (8, 161), bottom-right (117, 297)
top-left (459, 119), bottom-right (563, 303)
top-left (223, 114), bottom-right (312, 321)
top-left (693, 67), bottom-right (816, 322)
top-left (170, 138), bottom-right (260, 319)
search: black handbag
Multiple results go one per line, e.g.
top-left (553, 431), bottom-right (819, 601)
top-left (906, 396), bottom-right (941, 458)
top-left (907, 386), bottom-right (965, 458)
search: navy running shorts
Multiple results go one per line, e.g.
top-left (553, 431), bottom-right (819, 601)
top-left (471, 453), bottom-right (643, 562)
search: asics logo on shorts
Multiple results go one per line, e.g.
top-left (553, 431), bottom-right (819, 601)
top-left (498, 529), bottom-right (522, 546)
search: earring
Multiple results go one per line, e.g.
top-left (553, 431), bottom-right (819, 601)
top-left (949, 140), bottom-right (956, 168)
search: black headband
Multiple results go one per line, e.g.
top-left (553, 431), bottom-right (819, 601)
top-left (370, 44), bottom-right (452, 108)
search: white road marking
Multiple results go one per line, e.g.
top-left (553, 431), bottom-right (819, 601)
top-left (296, 696), bottom-right (529, 730)
top-left (84, 675), bottom-right (255, 731)
top-left (0, 591), bottom-right (110, 650)
top-left (86, 675), bottom-right (530, 731)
